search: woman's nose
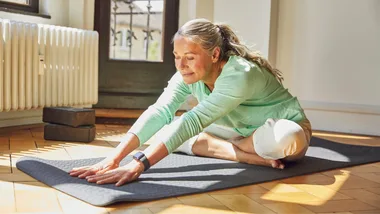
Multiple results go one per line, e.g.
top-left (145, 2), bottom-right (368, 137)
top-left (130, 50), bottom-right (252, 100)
top-left (178, 58), bottom-right (187, 69)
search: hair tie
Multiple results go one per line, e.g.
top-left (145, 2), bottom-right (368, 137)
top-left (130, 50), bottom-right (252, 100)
top-left (216, 25), bottom-right (226, 40)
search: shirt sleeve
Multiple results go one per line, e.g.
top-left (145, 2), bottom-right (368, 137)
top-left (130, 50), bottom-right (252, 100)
top-left (126, 71), bottom-right (191, 145)
top-left (159, 64), bottom-right (266, 153)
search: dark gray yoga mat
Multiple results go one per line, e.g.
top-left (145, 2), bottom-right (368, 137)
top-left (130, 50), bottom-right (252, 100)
top-left (16, 137), bottom-right (380, 206)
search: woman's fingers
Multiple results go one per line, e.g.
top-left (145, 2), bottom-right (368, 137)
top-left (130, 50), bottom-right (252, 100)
top-left (87, 171), bottom-right (116, 182)
top-left (115, 175), bottom-right (131, 187)
top-left (115, 169), bottom-right (141, 186)
top-left (69, 166), bottom-right (91, 177)
top-left (78, 169), bottom-right (98, 178)
top-left (87, 171), bottom-right (137, 186)
top-left (69, 166), bottom-right (88, 173)
top-left (96, 174), bottom-right (120, 185)
top-left (83, 164), bottom-right (142, 186)
top-left (69, 165), bottom-right (102, 178)
top-left (96, 166), bottom-right (112, 175)
top-left (71, 165), bottom-right (91, 171)
top-left (69, 170), bottom-right (84, 177)
top-left (86, 173), bottom-right (109, 183)
top-left (69, 160), bottom-right (117, 178)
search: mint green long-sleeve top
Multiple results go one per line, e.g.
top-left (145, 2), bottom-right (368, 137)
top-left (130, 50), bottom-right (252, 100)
top-left (127, 55), bottom-right (307, 153)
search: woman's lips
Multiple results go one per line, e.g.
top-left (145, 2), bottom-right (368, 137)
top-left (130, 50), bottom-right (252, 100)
top-left (182, 72), bottom-right (194, 77)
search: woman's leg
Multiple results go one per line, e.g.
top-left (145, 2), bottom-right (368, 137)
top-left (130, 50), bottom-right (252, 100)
top-left (191, 118), bottom-right (311, 168)
top-left (173, 117), bottom-right (309, 168)
top-left (251, 118), bottom-right (311, 162)
top-left (192, 132), bottom-right (284, 169)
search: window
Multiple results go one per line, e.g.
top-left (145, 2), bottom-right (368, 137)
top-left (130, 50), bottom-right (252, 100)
top-left (0, 0), bottom-right (39, 13)
top-left (109, 0), bottom-right (164, 61)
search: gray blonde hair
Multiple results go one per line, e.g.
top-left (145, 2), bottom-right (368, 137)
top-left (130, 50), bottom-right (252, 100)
top-left (173, 18), bottom-right (283, 83)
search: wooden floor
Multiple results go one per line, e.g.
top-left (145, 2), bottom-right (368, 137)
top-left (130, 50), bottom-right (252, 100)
top-left (1, 123), bottom-right (380, 214)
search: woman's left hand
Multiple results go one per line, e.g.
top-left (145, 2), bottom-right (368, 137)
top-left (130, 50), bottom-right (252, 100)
top-left (85, 160), bottom-right (144, 186)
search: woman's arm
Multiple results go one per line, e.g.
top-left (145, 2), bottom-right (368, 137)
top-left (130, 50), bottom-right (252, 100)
top-left (70, 71), bottom-right (191, 181)
top-left (111, 133), bottom-right (141, 163)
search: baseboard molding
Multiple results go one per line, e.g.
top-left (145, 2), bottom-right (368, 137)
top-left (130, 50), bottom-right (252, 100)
top-left (0, 105), bottom-right (92, 128)
top-left (0, 109), bottom-right (43, 128)
top-left (300, 100), bottom-right (380, 136)
top-left (300, 100), bottom-right (380, 115)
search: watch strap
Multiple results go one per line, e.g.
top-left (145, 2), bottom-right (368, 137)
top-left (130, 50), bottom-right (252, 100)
top-left (133, 151), bottom-right (150, 171)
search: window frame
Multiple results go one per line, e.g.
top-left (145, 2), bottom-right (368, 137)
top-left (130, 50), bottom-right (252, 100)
top-left (0, 0), bottom-right (39, 14)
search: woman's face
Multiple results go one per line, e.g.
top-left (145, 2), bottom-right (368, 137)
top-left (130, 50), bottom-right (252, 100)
top-left (173, 36), bottom-right (215, 84)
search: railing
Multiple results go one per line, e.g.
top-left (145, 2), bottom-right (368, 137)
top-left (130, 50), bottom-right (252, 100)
top-left (110, 0), bottom-right (163, 61)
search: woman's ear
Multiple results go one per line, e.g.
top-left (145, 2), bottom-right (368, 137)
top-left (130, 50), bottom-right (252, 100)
top-left (212, 47), bottom-right (221, 63)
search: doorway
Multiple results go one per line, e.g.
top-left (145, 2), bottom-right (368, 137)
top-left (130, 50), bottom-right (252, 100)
top-left (93, 0), bottom-right (179, 109)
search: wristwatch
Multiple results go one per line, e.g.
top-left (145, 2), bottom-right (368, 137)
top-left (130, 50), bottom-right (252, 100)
top-left (132, 152), bottom-right (150, 171)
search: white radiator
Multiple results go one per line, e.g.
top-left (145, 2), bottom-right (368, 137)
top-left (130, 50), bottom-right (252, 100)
top-left (0, 19), bottom-right (98, 112)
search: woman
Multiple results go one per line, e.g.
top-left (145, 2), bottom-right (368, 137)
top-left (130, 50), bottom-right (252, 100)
top-left (69, 18), bottom-right (312, 187)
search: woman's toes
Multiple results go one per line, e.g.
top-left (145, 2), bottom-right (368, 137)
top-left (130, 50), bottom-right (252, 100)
top-left (278, 161), bottom-right (285, 169)
top-left (276, 160), bottom-right (285, 169)
top-left (269, 159), bottom-right (284, 169)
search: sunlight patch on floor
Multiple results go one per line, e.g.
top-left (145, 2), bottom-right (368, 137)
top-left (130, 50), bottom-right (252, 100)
top-left (259, 171), bottom-right (350, 205)
top-left (96, 130), bottom-right (126, 142)
top-left (313, 132), bottom-right (374, 140)
top-left (154, 204), bottom-right (234, 214)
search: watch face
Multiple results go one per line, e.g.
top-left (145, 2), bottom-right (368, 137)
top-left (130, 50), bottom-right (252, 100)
top-left (134, 152), bottom-right (144, 160)
top-left (132, 152), bottom-right (150, 171)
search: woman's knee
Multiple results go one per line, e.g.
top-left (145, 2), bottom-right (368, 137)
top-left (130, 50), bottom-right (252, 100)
top-left (253, 118), bottom-right (309, 161)
top-left (174, 135), bottom-right (199, 155)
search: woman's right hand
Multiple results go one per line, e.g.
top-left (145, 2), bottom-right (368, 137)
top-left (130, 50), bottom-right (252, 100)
top-left (69, 158), bottom-right (120, 179)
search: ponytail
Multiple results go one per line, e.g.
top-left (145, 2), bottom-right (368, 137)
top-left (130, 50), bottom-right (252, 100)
top-left (216, 24), bottom-right (284, 83)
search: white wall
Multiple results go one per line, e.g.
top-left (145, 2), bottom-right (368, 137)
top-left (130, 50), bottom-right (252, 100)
top-left (0, 0), bottom-right (95, 128)
top-left (179, 0), bottom-right (214, 27)
top-left (0, 0), bottom-right (95, 28)
top-left (68, 0), bottom-right (94, 30)
top-left (0, 0), bottom-right (69, 26)
top-left (214, 0), bottom-right (272, 58)
top-left (276, 0), bottom-right (380, 136)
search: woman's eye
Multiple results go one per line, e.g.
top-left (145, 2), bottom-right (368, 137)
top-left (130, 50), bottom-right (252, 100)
top-left (186, 57), bottom-right (194, 60)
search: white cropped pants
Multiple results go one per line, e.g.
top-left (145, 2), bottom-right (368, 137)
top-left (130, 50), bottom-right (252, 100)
top-left (159, 117), bottom-right (312, 161)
